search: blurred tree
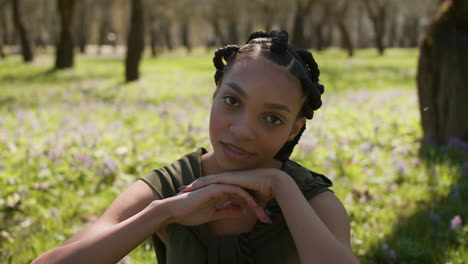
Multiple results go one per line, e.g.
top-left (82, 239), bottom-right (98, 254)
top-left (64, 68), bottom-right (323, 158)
top-left (310, 1), bottom-right (332, 51)
top-left (291, 0), bottom-right (315, 48)
top-left (55, 0), bottom-right (77, 69)
top-left (148, 12), bottom-right (158, 57)
top-left (76, 0), bottom-right (92, 54)
top-left (333, 0), bottom-right (354, 56)
top-left (1, 2), bottom-right (9, 46)
top-left (360, 0), bottom-right (392, 55)
top-left (417, 0), bottom-right (468, 145)
top-left (177, 0), bottom-right (194, 53)
top-left (199, 0), bottom-right (227, 46)
top-left (125, 0), bottom-right (144, 82)
top-left (180, 21), bottom-right (191, 52)
top-left (0, 37), bottom-right (4, 58)
top-left (11, 0), bottom-right (34, 62)
top-left (0, 0), bottom-right (5, 57)
top-left (255, 0), bottom-right (276, 32)
top-left (97, 0), bottom-right (116, 55)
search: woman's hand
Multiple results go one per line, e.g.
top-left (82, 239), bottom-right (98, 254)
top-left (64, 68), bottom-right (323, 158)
top-left (164, 183), bottom-right (270, 226)
top-left (180, 168), bottom-right (286, 208)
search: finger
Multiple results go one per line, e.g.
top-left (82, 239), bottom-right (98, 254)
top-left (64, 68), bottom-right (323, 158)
top-left (211, 206), bottom-right (244, 221)
top-left (181, 175), bottom-right (223, 192)
top-left (208, 184), bottom-right (270, 223)
top-left (182, 170), bottom-right (268, 192)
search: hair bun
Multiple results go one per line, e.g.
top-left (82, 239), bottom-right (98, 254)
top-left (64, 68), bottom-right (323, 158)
top-left (269, 30), bottom-right (288, 53)
top-left (246, 31), bottom-right (269, 44)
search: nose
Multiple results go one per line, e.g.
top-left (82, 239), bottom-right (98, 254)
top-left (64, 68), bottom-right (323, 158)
top-left (229, 114), bottom-right (257, 141)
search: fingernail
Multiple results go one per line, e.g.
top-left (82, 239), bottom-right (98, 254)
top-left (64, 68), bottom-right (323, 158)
top-left (177, 185), bottom-right (188, 191)
top-left (264, 209), bottom-right (272, 224)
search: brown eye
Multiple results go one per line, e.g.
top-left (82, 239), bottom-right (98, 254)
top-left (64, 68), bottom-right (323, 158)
top-left (265, 115), bottom-right (283, 125)
top-left (223, 96), bottom-right (239, 106)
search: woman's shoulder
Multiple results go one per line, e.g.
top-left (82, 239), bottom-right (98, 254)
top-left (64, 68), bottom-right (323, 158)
top-left (139, 147), bottom-right (207, 199)
top-left (282, 159), bottom-right (333, 199)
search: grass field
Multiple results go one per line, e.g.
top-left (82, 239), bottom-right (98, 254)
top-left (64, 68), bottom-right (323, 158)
top-left (0, 48), bottom-right (467, 263)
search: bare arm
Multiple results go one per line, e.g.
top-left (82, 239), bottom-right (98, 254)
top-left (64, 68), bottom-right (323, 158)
top-left (272, 173), bottom-right (358, 264)
top-left (32, 180), bottom-right (168, 264)
top-left (33, 179), bottom-right (268, 264)
top-left (182, 169), bottom-right (359, 263)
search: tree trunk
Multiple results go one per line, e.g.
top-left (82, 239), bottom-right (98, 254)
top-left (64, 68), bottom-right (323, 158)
top-left (338, 22), bottom-right (354, 57)
top-left (404, 16), bottom-right (420, 47)
top-left (76, 0), bottom-right (88, 53)
top-left (211, 17), bottom-right (225, 46)
top-left (245, 20), bottom-right (253, 42)
top-left (388, 7), bottom-right (398, 47)
top-left (162, 22), bottom-right (173, 51)
top-left (227, 19), bottom-right (238, 45)
top-left (2, 4), bottom-right (10, 45)
top-left (0, 38), bottom-right (5, 58)
top-left (323, 23), bottom-right (334, 48)
top-left (311, 1), bottom-right (332, 51)
top-left (417, 0), bottom-right (468, 145)
top-left (361, 0), bottom-right (389, 55)
top-left (356, 7), bottom-right (368, 48)
top-left (149, 15), bottom-right (157, 57)
top-left (291, 3), bottom-right (308, 47)
top-left (314, 25), bottom-right (324, 51)
top-left (11, 0), bottom-right (34, 62)
top-left (180, 22), bottom-right (191, 53)
top-left (125, 0), bottom-right (144, 82)
top-left (55, 0), bottom-right (77, 69)
top-left (335, 1), bottom-right (354, 57)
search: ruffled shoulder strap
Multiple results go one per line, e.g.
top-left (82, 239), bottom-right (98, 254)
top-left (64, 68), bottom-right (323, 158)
top-left (139, 148), bottom-right (207, 199)
top-left (281, 159), bottom-right (333, 200)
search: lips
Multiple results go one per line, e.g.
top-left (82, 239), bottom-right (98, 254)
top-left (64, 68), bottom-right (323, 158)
top-left (221, 142), bottom-right (254, 160)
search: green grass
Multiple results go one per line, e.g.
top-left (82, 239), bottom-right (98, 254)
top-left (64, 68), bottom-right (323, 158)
top-left (0, 48), bottom-right (466, 263)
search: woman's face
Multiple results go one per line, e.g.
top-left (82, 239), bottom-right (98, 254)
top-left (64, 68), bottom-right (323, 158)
top-left (208, 56), bottom-right (306, 172)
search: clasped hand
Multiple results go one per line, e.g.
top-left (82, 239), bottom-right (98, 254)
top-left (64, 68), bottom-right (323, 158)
top-left (164, 168), bottom-right (285, 227)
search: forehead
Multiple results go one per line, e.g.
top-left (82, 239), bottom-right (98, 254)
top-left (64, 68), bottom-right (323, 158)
top-left (221, 57), bottom-right (303, 109)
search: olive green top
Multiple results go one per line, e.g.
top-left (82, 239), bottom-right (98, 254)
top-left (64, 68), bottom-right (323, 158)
top-left (139, 148), bottom-right (332, 264)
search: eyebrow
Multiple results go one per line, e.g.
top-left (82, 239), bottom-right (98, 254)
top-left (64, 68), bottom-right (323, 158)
top-left (224, 81), bottom-right (291, 113)
top-left (264, 103), bottom-right (291, 113)
top-left (224, 82), bottom-right (247, 97)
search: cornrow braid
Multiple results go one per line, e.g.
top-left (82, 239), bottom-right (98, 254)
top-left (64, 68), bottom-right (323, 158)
top-left (246, 31), bottom-right (269, 43)
top-left (212, 30), bottom-right (325, 161)
top-left (213, 45), bottom-right (240, 85)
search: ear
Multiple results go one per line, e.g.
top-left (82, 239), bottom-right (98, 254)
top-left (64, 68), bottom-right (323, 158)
top-left (287, 116), bottom-right (306, 141)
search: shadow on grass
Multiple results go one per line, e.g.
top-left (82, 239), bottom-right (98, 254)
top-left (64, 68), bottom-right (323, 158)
top-left (363, 144), bottom-right (468, 263)
top-left (0, 67), bottom-right (117, 86)
top-left (321, 64), bottom-right (415, 92)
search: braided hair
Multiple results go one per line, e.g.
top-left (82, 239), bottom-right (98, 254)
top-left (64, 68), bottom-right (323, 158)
top-left (212, 30), bottom-right (325, 161)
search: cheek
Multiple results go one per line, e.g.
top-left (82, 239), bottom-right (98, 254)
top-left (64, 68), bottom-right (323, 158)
top-left (209, 102), bottom-right (227, 135)
top-left (259, 128), bottom-right (290, 154)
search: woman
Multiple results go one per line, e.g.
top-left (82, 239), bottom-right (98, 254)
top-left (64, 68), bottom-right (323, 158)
top-left (33, 30), bottom-right (358, 264)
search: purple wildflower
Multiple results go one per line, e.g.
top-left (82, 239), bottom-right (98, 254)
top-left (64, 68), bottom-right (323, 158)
top-left (393, 159), bottom-right (409, 176)
top-left (450, 215), bottom-right (463, 230)
top-left (50, 208), bottom-right (59, 223)
top-left (358, 142), bottom-right (373, 152)
top-left (445, 137), bottom-right (468, 152)
top-left (99, 160), bottom-right (118, 176)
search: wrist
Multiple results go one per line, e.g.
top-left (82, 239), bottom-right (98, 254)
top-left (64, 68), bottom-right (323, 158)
top-left (271, 169), bottom-right (294, 197)
top-left (148, 199), bottom-right (174, 230)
